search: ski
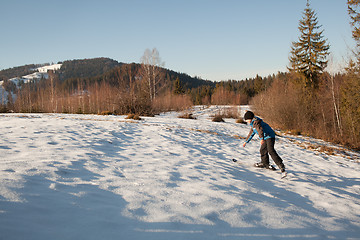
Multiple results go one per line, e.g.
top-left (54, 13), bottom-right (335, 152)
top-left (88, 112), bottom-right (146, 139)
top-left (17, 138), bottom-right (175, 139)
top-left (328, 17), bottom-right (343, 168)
top-left (232, 158), bottom-right (288, 179)
top-left (232, 159), bottom-right (276, 171)
top-left (253, 162), bottom-right (277, 171)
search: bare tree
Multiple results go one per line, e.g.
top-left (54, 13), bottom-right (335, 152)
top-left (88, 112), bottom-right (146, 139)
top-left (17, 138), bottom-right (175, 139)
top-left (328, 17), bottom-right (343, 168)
top-left (140, 48), bottom-right (165, 101)
top-left (48, 70), bottom-right (58, 113)
top-left (327, 55), bottom-right (343, 136)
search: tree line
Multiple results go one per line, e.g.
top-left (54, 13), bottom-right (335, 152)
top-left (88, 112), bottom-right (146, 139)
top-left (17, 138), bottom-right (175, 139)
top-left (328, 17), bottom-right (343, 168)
top-left (251, 1), bottom-right (360, 150)
top-left (1, 54), bottom-right (269, 115)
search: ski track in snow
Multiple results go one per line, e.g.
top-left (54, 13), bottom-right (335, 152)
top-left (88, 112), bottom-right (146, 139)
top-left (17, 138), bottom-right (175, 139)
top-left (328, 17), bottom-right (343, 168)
top-left (0, 106), bottom-right (359, 240)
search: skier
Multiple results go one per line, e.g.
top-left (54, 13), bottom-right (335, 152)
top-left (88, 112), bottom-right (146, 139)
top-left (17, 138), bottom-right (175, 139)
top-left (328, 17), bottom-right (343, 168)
top-left (242, 111), bottom-right (287, 178)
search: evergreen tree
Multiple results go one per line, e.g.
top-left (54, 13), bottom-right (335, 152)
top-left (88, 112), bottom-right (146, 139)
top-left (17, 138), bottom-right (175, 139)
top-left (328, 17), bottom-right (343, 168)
top-left (173, 77), bottom-right (184, 95)
top-left (254, 74), bottom-right (265, 94)
top-left (348, 0), bottom-right (360, 49)
top-left (288, 0), bottom-right (330, 88)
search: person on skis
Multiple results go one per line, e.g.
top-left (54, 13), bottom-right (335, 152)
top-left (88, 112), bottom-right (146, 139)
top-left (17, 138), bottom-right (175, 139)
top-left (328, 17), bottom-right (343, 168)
top-left (242, 111), bottom-right (287, 177)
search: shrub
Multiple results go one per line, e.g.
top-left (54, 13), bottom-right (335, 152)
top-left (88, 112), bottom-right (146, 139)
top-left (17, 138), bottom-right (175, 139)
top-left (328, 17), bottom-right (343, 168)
top-left (178, 112), bottom-right (196, 119)
top-left (212, 114), bottom-right (224, 122)
top-left (0, 105), bottom-right (8, 113)
top-left (126, 114), bottom-right (141, 120)
top-left (212, 106), bottom-right (241, 119)
top-left (99, 111), bottom-right (113, 115)
top-left (236, 118), bottom-right (247, 124)
top-left (76, 108), bottom-right (83, 114)
top-left (222, 107), bottom-right (241, 119)
top-left (289, 129), bottom-right (302, 135)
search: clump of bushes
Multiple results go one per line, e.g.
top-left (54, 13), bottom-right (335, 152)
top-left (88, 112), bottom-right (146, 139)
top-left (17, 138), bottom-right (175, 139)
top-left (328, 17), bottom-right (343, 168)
top-left (178, 112), bottom-right (196, 119)
top-left (289, 129), bottom-right (302, 135)
top-left (210, 106), bottom-right (241, 123)
top-left (212, 114), bottom-right (224, 122)
top-left (99, 111), bottom-right (113, 115)
top-left (0, 105), bottom-right (8, 113)
top-left (126, 114), bottom-right (141, 120)
top-left (221, 107), bottom-right (240, 119)
top-left (76, 108), bottom-right (83, 114)
top-left (236, 118), bottom-right (247, 124)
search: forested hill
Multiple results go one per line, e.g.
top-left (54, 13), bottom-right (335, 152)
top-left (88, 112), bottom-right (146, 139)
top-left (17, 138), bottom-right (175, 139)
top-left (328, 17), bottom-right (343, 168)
top-left (59, 58), bottom-right (122, 81)
top-left (0, 64), bottom-right (42, 81)
top-left (58, 58), bottom-right (215, 91)
top-left (0, 57), bottom-right (215, 91)
top-left (0, 58), bottom-right (122, 81)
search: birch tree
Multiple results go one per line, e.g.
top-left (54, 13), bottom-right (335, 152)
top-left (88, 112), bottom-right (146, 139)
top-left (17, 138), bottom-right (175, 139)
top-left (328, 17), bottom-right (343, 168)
top-left (140, 48), bottom-right (165, 101)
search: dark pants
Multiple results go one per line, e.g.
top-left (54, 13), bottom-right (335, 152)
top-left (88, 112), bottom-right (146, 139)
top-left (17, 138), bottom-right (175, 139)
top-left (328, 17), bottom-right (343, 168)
top-left (260, 138), bottom-right (285, 170)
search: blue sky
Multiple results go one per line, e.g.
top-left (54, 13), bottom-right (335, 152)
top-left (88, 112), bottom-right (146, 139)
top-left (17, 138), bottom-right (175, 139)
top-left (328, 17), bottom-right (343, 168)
top-left (0, 0), bottom-right (354, 81)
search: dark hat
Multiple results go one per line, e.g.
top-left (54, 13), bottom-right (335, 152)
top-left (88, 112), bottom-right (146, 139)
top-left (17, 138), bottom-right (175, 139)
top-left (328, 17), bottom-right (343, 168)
top-left (244, 111), bottom-right (254, 120)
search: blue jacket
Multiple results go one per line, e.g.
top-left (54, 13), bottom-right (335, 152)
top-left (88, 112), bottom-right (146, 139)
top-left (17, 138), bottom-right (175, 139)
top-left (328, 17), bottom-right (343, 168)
top-left (245, 117), bottom-right (275, 143)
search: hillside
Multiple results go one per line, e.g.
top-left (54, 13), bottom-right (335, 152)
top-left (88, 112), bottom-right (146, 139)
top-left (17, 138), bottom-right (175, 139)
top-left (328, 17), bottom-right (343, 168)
top-left (0, 64), bottom-right (41, 81)
top-left (0, 63), bottom-right (62, 105)
top-left (0, 58), bottom-right (121, 82)
top-left (58, 58), bottom-right (122, 81)
top-left (0, 106), bottom-right (359, 239)
top-left (57, 59), bottom-right (215, 91)
top-left (0, 58), bottom-right (216, 107)
top-left (0, 58), bottom-right (214, 89)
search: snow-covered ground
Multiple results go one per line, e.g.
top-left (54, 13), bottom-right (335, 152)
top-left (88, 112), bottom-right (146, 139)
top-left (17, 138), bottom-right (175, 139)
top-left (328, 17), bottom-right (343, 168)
top-left (0, 106), bottom-right (359, 240)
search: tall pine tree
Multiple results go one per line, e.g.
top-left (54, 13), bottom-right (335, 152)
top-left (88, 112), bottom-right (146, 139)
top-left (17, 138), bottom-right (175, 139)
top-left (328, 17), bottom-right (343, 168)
top-left (288, 0), bottom-right (330, 88)
top-left (348, 0), bottom-right (360, 49)
top-left (173, 77), bottom-right (185, 95)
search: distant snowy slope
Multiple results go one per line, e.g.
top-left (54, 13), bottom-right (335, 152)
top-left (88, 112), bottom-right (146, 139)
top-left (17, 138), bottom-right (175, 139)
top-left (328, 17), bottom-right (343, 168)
top-left (0, 63), bottom-right (62, 87)
top-left (36, 64), bottom-right (61, 73)
top-left (13, 63), bottom-right (62, 84)
top-left (0, 106), bottom-right (359, 240)
top-left (0, 85), bottom-right (10, 105)
top-left (0, 63), bottom-right (62, 104)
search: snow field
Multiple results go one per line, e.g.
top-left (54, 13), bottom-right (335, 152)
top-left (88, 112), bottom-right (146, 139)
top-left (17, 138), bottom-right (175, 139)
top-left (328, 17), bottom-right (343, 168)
top-left (0, 106), bottom-right (359, 240)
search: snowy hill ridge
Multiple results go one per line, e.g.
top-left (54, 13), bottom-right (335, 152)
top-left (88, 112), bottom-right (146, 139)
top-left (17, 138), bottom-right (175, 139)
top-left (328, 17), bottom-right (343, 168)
top-left (0, 63), bottom-right (61, 85)
top-left (36, 64), bottom-right (62, 73)
top-left (0, 106), bottom-right (359, 240)
top-left (0, 63), bottom-right (61, 104)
